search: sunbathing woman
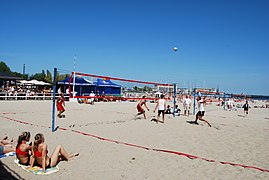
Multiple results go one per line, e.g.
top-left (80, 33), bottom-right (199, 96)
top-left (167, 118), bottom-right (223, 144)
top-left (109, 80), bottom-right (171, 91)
top-left (31, 133), bottom-right (79, 173)
top-left (16, 131), bottom-right (34, 165)
top-left (0, 136), bottom-right (15, 155)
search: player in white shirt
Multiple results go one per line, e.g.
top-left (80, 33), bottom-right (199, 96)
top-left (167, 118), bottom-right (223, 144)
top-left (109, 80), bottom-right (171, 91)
top-left (89, 91), bottom-right (95, 105)
top-left (194, 96), bottom-right (211, 127)
top-left (154, 94), bottom-right (166, 123)
top-left (183, 95), bottom-right (192, 116)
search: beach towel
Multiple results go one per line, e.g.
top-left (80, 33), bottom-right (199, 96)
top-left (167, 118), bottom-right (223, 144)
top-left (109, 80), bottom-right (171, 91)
top-left (14, 158), bottom-right (59, 175)
top-left (0, 151), bottom-right (16, 158)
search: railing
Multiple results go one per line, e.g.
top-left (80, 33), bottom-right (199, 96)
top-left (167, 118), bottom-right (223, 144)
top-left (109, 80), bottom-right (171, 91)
top-left (0, 93), bottom-right (69, 101)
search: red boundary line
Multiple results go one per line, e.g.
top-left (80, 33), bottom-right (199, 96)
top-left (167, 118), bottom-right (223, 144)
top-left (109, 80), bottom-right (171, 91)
top-left (1, 115), bottom-right (268, 173)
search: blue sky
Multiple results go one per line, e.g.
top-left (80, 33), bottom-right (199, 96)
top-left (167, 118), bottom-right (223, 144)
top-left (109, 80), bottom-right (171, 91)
top-left (1, 0), bottom-right (268, 95)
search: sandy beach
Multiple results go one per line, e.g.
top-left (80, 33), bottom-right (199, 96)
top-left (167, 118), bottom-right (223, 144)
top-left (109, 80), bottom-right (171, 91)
top-left (0, 100), bottom-right (269, 179)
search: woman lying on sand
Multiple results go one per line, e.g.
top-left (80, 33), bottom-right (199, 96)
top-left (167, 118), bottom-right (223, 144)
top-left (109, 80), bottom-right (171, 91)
top-left (0, 136), bottom-right (15, 155)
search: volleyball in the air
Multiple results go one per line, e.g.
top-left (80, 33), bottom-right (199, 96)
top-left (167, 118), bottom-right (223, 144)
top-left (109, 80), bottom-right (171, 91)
top-left (173, 47), bottom-right (177, 51)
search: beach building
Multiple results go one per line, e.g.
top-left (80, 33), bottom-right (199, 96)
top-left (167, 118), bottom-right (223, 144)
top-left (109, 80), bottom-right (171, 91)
top-left (0, 71), bottom-right (23, 89)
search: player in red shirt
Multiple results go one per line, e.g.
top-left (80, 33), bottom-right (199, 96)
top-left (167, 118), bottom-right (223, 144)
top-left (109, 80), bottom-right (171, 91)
top-left (136, 95), bottom-right (149, 119)
top-left (57, 93), bottom-right (65, 118)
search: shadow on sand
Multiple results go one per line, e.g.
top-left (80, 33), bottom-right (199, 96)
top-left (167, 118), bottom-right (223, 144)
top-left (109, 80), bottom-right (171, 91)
top-left (186, 121), bottom-right (199, 125)
top-left (0, 160), bottom-right (25, 180)
top-left (151, 118), bottom-right (164, 124)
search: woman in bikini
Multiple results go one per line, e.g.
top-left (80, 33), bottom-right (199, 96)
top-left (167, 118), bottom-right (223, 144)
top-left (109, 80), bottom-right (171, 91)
top-left (16, 131), bottom-right (34, 165)
top-left (31, 133), bottom-right (78, 173)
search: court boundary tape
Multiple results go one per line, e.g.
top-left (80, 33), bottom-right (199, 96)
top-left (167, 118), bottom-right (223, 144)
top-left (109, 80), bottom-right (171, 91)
top-left (1, 115), bottom-right (268, 173)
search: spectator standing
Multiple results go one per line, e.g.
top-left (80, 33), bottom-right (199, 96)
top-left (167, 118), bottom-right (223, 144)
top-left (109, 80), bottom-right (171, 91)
top-left (183, 95), bottom-right (192, 116)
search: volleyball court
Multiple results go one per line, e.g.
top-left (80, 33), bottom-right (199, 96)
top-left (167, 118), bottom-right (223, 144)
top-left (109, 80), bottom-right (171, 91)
top-left (51, 71), bottom-right (269, 173)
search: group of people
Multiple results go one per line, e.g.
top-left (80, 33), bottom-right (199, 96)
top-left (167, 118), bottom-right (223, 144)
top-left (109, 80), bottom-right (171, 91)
top-left (136, 94), bottom-right (192, 124)
top-left (0, 132), bottom-right (79, 174)
top-left (78, 91), bottom-right (95, 105)
top-left (136, 94), bottom-right (167, 123)
top-left (225, 99), bottom-right (236, 111)
top-left (164, 105), bottom-right (181, 116)
top-left (1, 83), bottom-right (52, 98)
top-left (136, 94), bottom-right (212, 127)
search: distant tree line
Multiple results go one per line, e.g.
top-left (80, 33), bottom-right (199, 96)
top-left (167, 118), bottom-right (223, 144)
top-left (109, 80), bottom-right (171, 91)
top-left (133, 86), bottom-right (153, 92)
top-left (122, 85), bottom-right (153, 93)
top-left (0, 61), bottom-right (69, 83)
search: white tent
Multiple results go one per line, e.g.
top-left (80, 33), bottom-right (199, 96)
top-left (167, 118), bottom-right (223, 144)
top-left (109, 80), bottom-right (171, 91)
top-left (19, 80), bottom-right (31, 84)
top-left (19, 79), bottom-right (51, 86)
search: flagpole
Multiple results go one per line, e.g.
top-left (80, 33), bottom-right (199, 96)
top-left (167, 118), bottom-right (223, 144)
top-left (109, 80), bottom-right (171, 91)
top-left (72, 53), bottom-right (76, 98)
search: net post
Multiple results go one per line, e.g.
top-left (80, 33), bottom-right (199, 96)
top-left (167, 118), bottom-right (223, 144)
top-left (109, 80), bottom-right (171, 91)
top-left (72, 72), bottom-right (76, 97)
top-left (69, 72), bottom-right (77, 102)
top-left (173, 83), bottom-right (177, 117)
top-left (223, 93), bottom-right (226, 110)
top-left (193, 88), bottom-right (196, 115)
top-left (52, 68), bottom-right (57, 132)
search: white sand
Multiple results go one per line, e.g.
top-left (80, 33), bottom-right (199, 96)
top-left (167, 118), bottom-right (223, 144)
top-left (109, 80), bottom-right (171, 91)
top-left (0, 100), bottom-right (269, 179)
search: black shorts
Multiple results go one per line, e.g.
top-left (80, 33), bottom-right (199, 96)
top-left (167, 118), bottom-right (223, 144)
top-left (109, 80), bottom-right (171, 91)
top-left (46, 158), bottom-right (52, 168)
top-left (19, 159), bottom-right (30, 166)
top-left (158, 110), bottom-right (165, 116)
top-left (196, 111), bottom-right (205, 117)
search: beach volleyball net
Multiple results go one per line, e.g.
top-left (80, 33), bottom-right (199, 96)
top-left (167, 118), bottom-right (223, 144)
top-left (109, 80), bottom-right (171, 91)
top-left (52, 69), bottom-right (177, 132)
top-left (65, 71), bottom-right (176, 102)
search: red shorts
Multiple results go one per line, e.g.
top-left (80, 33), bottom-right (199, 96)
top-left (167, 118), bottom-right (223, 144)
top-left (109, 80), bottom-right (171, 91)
top-left (137, 105), bottom-right (144, 113)
top-left (57, 103), bottom-right (65, 111)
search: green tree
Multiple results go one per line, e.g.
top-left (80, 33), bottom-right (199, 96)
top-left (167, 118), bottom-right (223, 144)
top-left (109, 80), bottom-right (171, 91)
top-left (13, 72), bottom-right (28, 80)
top-left (56, 73), bottom-right (69, 82)
top-left (30, 69), bottom-right (46, 81)
top-left (0, 61), bottom-right (12, 73)
top-left (0, 61), bottom-right (28, 79)
top-left (133, 86), bottom-right (139, 92)
top-left (44, 70), bottom-right (52, 83)
top-left (143, 86), bottom-right (152, 92)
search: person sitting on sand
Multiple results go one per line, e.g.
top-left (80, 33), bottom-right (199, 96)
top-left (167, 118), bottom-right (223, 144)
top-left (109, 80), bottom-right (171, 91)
top-left (16, 131), bottom-right (34, 165)
top-left (31, 133), bottom-right (79, 173)
top-left (193, 96), bottom-right (211, 127)
top-left (0, 136), bottom-right (15, 155)
top-left (165, 105), bottom-right (171, 114)
top-left (136, 95), bottom-right (149, 119)
top-left (57, 93), bottom-right (65, 118)
top-left (174, 105), bottom-right (181, 116)
top-left (89, 91), bottom-right (95, 105)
